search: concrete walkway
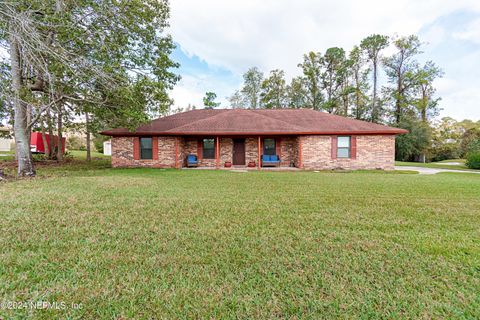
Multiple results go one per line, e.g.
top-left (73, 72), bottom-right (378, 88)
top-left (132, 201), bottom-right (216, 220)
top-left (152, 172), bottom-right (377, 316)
top-left (395, 166), bottom-right (480, 175)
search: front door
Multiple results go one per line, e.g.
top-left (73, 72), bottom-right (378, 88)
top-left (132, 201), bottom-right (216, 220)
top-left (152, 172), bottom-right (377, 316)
top-left (232, 139), bottom-right (246, 165)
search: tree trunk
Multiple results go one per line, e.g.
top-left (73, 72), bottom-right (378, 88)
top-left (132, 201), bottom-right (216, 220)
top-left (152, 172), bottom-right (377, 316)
top-left (354, 70), bottom-right (361, 119)
top-left (47, 108), bottom-right (55, 159)
top-left (421, 87), bottom-right (428, 123)
top-left (10, 32), bottom-right (36, 177)
top-left (343, 80), bottom-right (349, 116)
top-left (395, 73), bottom-right (402, 124)
top-left (40, 121), bottom-right (49, 157)
top-left (371, 58), bottom-right (378, 123)
top-left (57, 104), bottom-right (63, 161)
top-left (85, 112), bottom-right (91, 161)
top-left (395, 57), bottom-right (404, 124)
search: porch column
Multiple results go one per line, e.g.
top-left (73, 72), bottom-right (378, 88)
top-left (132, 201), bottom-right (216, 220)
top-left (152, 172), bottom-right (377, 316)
top-left (257, 136), bottom-right (261, 170)
top-left (215, 136), bottom-right (220, 169)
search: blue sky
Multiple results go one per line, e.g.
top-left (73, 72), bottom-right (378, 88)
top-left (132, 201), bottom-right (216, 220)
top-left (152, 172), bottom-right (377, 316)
top-left (168, 0), bottom-right (480, 121)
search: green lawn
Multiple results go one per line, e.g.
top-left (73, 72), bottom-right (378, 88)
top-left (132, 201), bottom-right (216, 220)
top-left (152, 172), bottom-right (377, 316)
top-left (0, 150), bottom-right (15, 161)
top-left (0, 150), bottom-right (108, 163)
top-left (395, 160), bottom-right (476, 171)
top-left (1, 159), bottom-right (479, 319)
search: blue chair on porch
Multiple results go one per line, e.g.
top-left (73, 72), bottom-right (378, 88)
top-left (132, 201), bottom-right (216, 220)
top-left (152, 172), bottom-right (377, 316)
top-left (261, 155), bottom-right (281, 167)
top-left (187, 154), bottom-right (198, 167)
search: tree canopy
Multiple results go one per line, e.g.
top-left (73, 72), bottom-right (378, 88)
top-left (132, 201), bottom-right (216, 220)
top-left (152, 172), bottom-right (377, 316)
top-left (227, 33), bottom-right (447, 162)
top-left (0, 0), bottom-right (179, 176)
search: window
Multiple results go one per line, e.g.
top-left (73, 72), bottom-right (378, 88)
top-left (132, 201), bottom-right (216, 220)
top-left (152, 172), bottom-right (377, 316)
top-left (202, 138), bottom-right (215, 159)
top-left (140, 137), bottom-right (153, 159)
top-left (263, 138), bottom-right (276, 156)
top-left (337, 136), bottom-right (351, 158)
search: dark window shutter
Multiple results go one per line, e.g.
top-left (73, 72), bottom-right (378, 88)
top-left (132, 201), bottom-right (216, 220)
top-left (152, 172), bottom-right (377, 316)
top-left (152, 137), bottom-right (158, 160)
top-left (351, 136), bottom-right (357, 159)
top-left (197, 139), bottom-right (203, 160)
top-left (133, 137), bottom-right (140, 160)
top-left (276, 138), bottom-right (282, 157)
top-left (331, 136), bottom-right (337, 159)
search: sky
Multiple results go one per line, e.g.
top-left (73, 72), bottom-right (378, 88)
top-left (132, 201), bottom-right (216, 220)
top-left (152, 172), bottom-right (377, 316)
top-left (168, 0), bottom-right (480, 121)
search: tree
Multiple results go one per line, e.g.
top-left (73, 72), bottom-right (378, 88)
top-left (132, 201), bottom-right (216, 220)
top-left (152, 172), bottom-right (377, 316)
top-left (348, 46), bottom-right (370, 119)
top-left (0, 0), bottom-right (179, 176)
top-left (460, 128), bottom-right (480, 157)
top-left (429, 117), bottom-right (462, 161)
top-left (260, 69), bottom-right (287, 109)
top-left (286, 76), bottom-right (308, 109)
top-left (320, 47), bottom-right (347, 114)
top-left (240, 67), bottom-right (263, 109)
top-left (203, 92), bottom-right (220, 109)
top-left (413, 61), bottom-right (443, 122)
top-left (383, 35), bottom-right (422, 124)
top-left (298, 52), bottom-right (323, 110)
top-left (360, 34), bottom-right (389, 122)
top-left (395, 118), bottom-right (431, 161)
top-left (169, 104), bottom-right (196, 115)
top-left (227, 90), bottom-right (245, 109)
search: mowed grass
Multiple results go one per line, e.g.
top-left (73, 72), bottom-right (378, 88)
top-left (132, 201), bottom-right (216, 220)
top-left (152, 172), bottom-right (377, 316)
top-left (0, 161), bottom-right (479, 319)
top-left (395, 160), bottom-right (476, 171)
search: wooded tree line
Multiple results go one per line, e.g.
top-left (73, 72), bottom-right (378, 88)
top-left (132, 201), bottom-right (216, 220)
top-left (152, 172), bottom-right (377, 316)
top-left (429, 118), bottom-right (480, 162)
top-left (228, 34), bottom-right (444, 161)
top-left (0, 0), bottom-right (179, 177)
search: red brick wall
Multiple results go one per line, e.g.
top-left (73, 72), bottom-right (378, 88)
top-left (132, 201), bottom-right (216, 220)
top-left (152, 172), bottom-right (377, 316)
top-left (300, 135), bottom-right (395, 170)
top-left (183, 138), bottom-right (197, 167)
top-left (111, 136), bottom-right (176, 168)
top-left (245, 138), bottom-right (259, 166)
top-left (279, 137), bottom-right (296, 167)
top-left (180, 137), bottom-right (233, 167)
top-left (220, 138), bottom-right (233, 165)
top-left (111, 134), bottom-right (396, 170)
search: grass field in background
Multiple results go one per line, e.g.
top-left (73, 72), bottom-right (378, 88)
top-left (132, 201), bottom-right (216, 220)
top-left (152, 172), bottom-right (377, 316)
top-left (0, 155), bottom-right (479, 319)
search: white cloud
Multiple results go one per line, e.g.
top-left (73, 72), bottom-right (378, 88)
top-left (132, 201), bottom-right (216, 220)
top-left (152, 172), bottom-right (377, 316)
top-left (169, 0), bottom-right (480, 120)
top-left (434, 48), bottom-right (480, 120)
top-left (436, 82), bottom-right (480, 121)
top-left (170, 77), bottom-right (205, 109)
top-left (453, 18), bottom-right (480, 44)
top-left (421, 24), bottom-right (447, 47)
top-left (170, 0), bottom-right (480, 76)
top-left (171, 73), bottom-right (237, 109)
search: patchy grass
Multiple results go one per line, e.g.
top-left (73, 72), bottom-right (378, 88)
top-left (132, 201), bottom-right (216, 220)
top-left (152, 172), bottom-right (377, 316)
top-left (0, 150), bottom-right (108, 162)
top-left (67, 150), bottom-right (109, 160)
top-left (0, 150), bottom-right (111, 179)
top-left (0, 158), bottom-right (479, 319)
top-left (395, 160), bottom-right (476, 171)
top-left (0, 150), bottom-right (16, 162)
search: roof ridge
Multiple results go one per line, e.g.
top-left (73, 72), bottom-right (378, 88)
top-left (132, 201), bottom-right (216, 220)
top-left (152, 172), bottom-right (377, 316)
top-left (164, 109), bottom-right (230, 132)
top-left (166, 108), bottom-right (305, 133)
top-left (149, 108), bottom-right (225, 122)
top-left (312, 110), bottom-right (401, 129)
top-left (246, 109), bottom-right (306, 130)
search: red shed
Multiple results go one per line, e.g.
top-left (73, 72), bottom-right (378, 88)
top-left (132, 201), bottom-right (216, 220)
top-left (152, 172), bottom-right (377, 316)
top-left (30, 132), bottom-right (66, 154)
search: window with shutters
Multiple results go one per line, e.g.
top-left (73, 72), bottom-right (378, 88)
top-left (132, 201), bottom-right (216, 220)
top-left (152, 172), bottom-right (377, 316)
top-left (140, 137), bottom-right (153, 159)
top-left (202, 138), bottom-right (215, 159)
top-left (337, 136), bottom-right (351, 158)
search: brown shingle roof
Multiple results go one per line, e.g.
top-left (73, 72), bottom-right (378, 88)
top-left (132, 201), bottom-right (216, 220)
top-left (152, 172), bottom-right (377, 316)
top-left (101, 109), bottom-right (408, 136)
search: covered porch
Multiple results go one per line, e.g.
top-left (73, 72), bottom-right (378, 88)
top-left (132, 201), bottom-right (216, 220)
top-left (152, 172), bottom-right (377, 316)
top-left (176, 136), bottom-right (301, 169)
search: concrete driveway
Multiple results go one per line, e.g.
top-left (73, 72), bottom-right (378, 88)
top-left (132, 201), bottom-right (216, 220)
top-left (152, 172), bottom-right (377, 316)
top-left (395, 166), bottom-right (480, 175)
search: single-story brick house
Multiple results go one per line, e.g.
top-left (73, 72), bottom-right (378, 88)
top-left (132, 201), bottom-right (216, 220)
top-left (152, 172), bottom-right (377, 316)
top-left (101, 109), bottom-right (407, 170)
